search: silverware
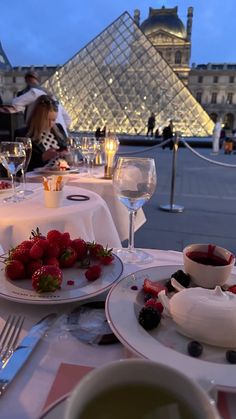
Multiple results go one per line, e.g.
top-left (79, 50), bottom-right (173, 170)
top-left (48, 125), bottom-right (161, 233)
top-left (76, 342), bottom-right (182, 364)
top-left (0, 313), bottom-right (57, 396)
top-left (0, 315), bottom-right (25, 367)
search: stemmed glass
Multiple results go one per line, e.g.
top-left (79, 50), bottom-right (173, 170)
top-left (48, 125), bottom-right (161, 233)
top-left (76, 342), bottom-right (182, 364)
top-left (0, 142), bottom-right (26, 203)
top-left (80, 137), bottom-right (99, 176)
top-left (113, 157), bottom-right (157, 263)
top-left (15, 137), bottom-right (33, 196)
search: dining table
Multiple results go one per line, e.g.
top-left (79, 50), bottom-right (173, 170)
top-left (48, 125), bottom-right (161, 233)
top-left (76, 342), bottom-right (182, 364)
top-left (27, 166), bottom-right (146, 242)
top-left (0, 183), bottom-right (122, 251)
top-left (0, 247), bottom-right (235, 419)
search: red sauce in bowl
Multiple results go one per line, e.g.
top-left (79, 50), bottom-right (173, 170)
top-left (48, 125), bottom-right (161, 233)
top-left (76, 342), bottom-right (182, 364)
top-left (186, 251), bottom-right (229, 266)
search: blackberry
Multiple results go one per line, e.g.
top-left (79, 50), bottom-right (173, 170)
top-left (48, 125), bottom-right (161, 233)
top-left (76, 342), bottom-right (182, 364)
top-left (166, 279), bottom-right (175, 293)
top-left (187, 340), bottom-right (203, 357)
top-left (138, 306), bottom-right (161, 330)
top-left (226, 350), bottom-right (236, 364)
top-left (171, 270), bottom-right (191, 288)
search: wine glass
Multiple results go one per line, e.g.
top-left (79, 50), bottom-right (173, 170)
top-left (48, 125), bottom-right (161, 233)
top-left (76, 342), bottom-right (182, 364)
top-left (0, 142), bottom-right (26, 203)
top-left (15, 137), bottom-right (33, 196)
top-left (113, 157), bottom-right (157, 263)
top-left (80, 137), bottom-right (99, 176)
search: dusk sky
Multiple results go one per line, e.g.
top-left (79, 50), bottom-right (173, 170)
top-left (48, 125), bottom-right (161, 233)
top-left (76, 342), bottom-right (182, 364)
top-left (1, 0), bottom-right (235, 67)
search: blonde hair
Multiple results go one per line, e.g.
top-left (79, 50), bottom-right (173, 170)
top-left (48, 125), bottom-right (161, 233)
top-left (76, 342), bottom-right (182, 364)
top-left (26, 95), bottom-right (63, 142)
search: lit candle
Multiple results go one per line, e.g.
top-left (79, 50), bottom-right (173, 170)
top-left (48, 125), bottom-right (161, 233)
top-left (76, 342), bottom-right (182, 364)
top-left (104, 135), bottom-right (119, 179)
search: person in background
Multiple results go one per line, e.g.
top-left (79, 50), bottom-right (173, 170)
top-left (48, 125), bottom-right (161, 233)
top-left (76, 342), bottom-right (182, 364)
top-left (12, 71), bottom-right (71, 135)
top-left (14, 94), bottom-right (68, 171)
top-left (146, 113), bottom-right (155, 137)
top-left (162, 120), bottom-right (174, 149)
top-left (95, 127), bottom-right (102, 140)
top-left (16, 70), bottom-right (42, 97)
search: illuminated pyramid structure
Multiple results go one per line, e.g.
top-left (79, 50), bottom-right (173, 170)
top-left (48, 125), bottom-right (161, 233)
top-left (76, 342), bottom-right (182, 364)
top-left (43, 12), bottom-right (213, 136)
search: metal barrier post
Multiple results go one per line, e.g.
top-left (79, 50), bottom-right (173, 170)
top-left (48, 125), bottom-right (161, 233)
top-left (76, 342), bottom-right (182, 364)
top-left (159, 134), bottom-right (184, 213)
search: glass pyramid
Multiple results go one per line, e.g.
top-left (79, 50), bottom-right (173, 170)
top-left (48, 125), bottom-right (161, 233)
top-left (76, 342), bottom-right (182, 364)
top-left (43, 12), bottom-right (213, 137)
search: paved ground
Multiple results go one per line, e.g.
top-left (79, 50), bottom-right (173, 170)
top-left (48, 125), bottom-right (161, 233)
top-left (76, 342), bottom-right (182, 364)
top-left (118, 142), bottom-right (236, 255)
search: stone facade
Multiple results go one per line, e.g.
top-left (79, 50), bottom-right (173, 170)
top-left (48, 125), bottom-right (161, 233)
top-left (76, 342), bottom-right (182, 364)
top-left (188, 63), bottom-right (236, 129)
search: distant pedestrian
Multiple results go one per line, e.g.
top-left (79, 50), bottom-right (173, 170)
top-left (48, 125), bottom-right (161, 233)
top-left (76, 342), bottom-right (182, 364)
top-left (212, 118), bottom-right (222, 154)
top-left (162, 120), bottom-right (174, 149)
top-left (146, 113), bottom-right (155, 137)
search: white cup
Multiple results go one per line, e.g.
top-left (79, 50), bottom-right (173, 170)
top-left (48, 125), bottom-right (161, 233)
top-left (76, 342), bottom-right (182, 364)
top-left (44, 190), bottom-right (63, 208)
top-left (64, 359), bottom-right (220, 419)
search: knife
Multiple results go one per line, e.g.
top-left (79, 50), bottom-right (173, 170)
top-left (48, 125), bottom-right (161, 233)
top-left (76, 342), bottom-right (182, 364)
top-left (0, 313), bottom-right (57, 396)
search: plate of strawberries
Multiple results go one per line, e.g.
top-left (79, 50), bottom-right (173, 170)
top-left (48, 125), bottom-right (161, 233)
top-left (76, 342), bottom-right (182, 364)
top-left (0, 228), bottom-right (123, 304)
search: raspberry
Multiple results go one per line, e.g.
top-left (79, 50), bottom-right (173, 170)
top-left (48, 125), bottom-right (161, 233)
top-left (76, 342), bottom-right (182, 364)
top-left (144, 298), bottom-right (164, 313)
top-left (85, 265), bottom-right (102, 281)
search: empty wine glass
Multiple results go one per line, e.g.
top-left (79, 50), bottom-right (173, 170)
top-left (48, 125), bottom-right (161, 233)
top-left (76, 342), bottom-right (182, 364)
top-left (15, 137), bottom-right (33, 196)
top-left (0, 142), bottom-right (26, 203)
top-left (80, 137), bottom-right (99, 176)
top-left (113, 157), bottom-right (157, 263)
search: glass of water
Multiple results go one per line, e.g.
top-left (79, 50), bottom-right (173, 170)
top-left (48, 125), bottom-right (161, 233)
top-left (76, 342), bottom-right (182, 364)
top-left (0, 142), bottom-right (26, 203)
top-left (113, 157), bottom-right (157, 263)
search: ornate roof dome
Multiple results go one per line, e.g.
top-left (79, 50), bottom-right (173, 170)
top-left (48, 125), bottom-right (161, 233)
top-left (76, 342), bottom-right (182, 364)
top-left (140, 6), bottom-right (187, 39)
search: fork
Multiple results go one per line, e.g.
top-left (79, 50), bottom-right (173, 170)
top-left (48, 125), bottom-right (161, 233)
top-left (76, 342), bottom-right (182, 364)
top-left (0, 315), bottom-right (25, 367)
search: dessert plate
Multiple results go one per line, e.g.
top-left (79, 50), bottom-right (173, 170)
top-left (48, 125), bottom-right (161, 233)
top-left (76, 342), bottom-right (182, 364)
top-left (33, 167), bottom-right (79, 175)
top-left (0, 254), bottom-right (123, 305)
top-left (105, 264), bottom-right (236, 388)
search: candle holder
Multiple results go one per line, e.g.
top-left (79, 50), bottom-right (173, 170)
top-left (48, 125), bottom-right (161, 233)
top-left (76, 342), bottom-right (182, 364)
top-left (104, 134), bottom-right (119, 179)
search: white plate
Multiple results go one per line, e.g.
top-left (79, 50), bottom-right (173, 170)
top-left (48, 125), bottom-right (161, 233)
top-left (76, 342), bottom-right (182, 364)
top-left (105, 265), bottom-right (236, 388)
top-left (0, 254), bottom-right (123, 305)
top-left (0, 179), bottom-right (20, 195)
top-left (33, 168), bottom-right (79, 175)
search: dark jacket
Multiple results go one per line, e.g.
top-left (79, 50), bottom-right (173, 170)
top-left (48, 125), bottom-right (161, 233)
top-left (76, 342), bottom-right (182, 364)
top-left (14, 123), bottom-right (67, 171)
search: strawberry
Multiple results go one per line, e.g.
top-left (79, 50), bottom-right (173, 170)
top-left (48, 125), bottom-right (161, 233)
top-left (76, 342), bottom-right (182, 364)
top-left (85, 265), bottom-right (102, 281)
top-left (43, 256), bottom-right (60, 267)
top-left (18, 240), bottom-right (33, 250)
top-left (32, 265), bottom-right (63, 293)
top-left (99, 254), bottom-right (114, 265)
top-left (29, 242), bottom-right (44, 260)
top-left (228, 285), bottom-right (236, 294)
top-left (59, 246), bottom-right (77, 268)
top-left (5, 260), bottom-right (25, 280)
top-left (60, 232), bottom-right (71, 249)
top-left (26, 259), bottom-right (43, 278)
top-left (144, 298), bottom-right (164, 313)
top-left (45, 242), bottom-right (60, 258)
top-left (10, 246), bottom-right (30, 264)
top-left (30, 227), bottom-right (45, 243)
top-left (88, 242), bottom-right (104, 259)
top-left (143, 278), bottom-right (167, 297)
top-left (47, 229), bottom-right (62, 243)
top-left (71, 238), bottom-right (88, 260)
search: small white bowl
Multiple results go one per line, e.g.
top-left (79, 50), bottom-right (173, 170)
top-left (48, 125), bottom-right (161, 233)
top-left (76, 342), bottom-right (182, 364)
top-left (183, 243), bottom-right (235, 288)
top-left (64, 359), bottom-right (220, 419)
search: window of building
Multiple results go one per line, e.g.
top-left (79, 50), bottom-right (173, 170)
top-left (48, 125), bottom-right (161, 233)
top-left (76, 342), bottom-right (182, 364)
top-left (213, 76), bottom-right (218, 83)
top-left (229, 76), bottom-right (234, 83)
top-left (227, 92), bottom-right (233, 104)
top-left (196, 91), bottom-right (202, 104)
top-left (198, 75), bottom-right (203, 83)
top-left (211, 92), bottom-right (217, 104)
top-left (175, 51), bottom-right (182, 64)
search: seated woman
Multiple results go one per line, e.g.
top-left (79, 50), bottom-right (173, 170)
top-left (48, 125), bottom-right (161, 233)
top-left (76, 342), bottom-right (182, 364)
top-left (14, 94), bottom-right (68, 171)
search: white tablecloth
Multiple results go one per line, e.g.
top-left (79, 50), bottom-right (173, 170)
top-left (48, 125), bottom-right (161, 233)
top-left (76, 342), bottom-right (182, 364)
top-left (0, 184), bottom-right (121, 250)
top-left (0, 248), bottom-right (235, 419)
top-left (27, 168), bottom-right (146, 242)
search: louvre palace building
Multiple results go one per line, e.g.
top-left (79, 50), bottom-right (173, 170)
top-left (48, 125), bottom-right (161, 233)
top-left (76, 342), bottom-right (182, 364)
top-left (0, 5), bottom-right (235, 134)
